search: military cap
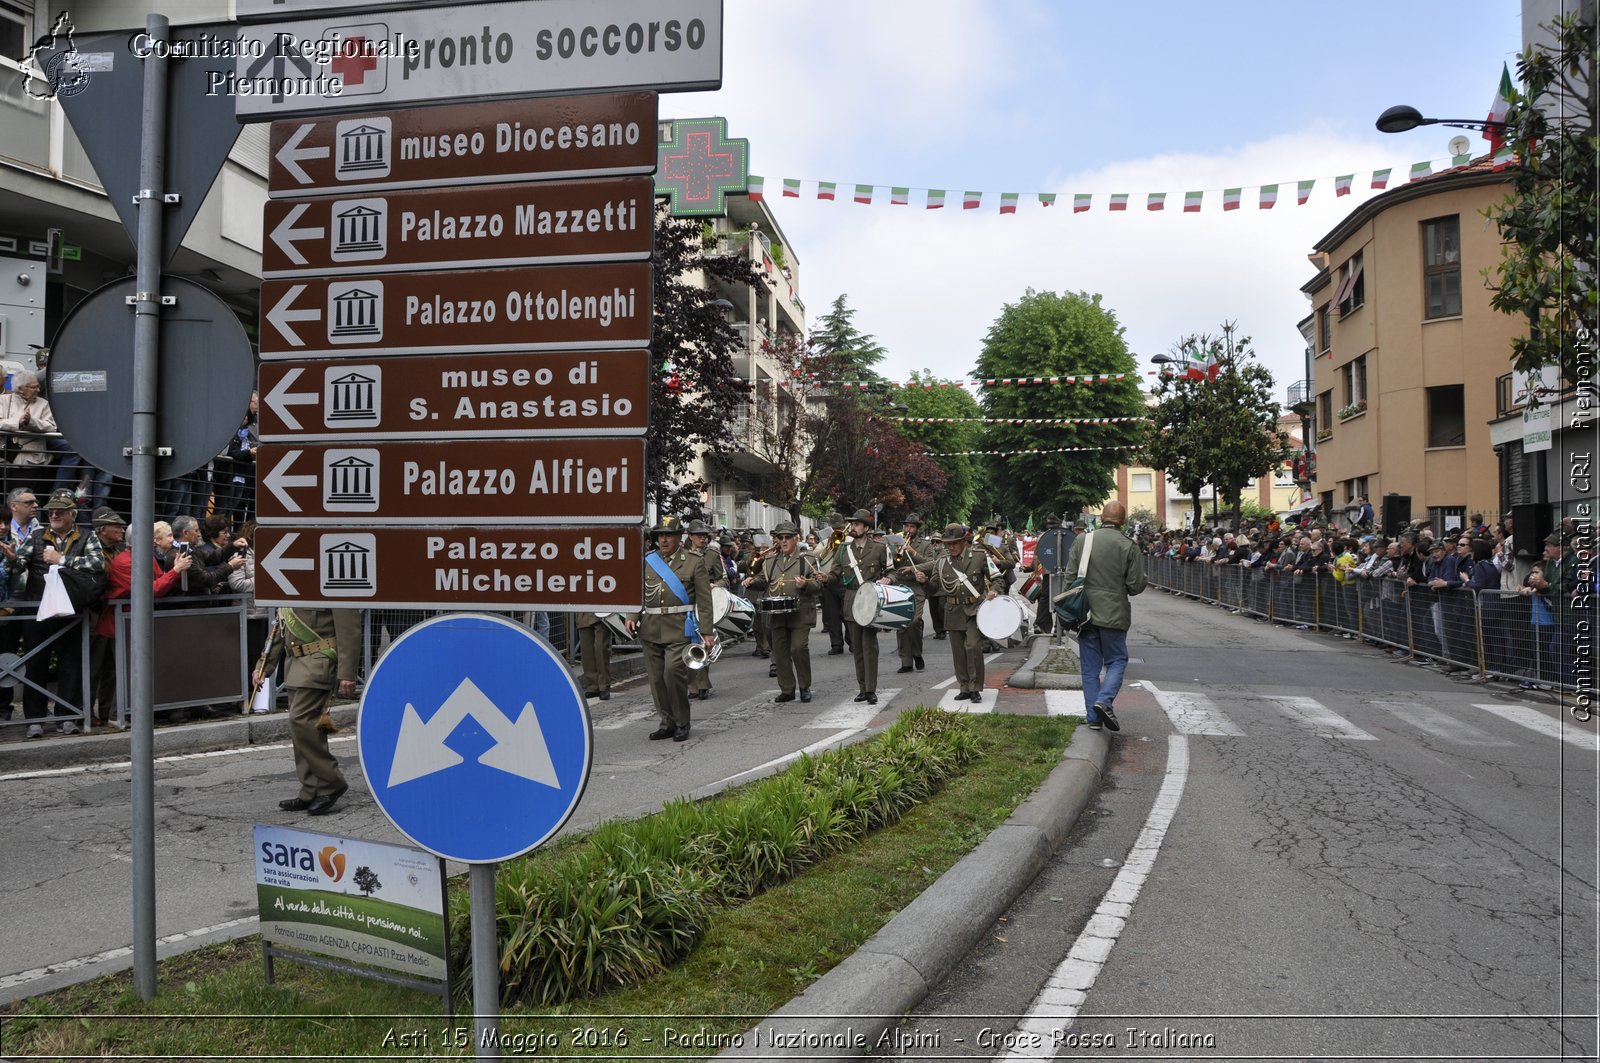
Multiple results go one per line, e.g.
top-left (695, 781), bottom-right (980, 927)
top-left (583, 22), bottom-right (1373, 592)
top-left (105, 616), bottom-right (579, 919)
top-left (902, 513), bottom-right (924, 527)
top-left (651, 514), bottom-right (684, 535)
top-left (1545, 531), bottom-right (1567, 546)
top-left (939, 523), bottom-right (969, 542)
top-left (91, 507), bottom-right (127, 527)
top-left (1044, 514), bottom-right (1062, 527)
top-left (830, 514), bottom-right (847, 530)
top-left (772, 520), bottom-right (799, 536)
top-left (849, 508), bottom-right (873, 523)
top-left (42, 488), bottom-right (76, 511)
top-left (685, 519), bottom-right (713, 536)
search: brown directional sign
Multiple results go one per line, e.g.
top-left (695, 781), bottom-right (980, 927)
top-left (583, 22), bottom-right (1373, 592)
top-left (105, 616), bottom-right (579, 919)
top-left (258, 349), bottom-right (650, 442)
top-left (262, 176), bottom-right (655, 278)
top-left (267, 93), bottom-right (658, 197)
top-left (259, 262), bottom-right (651, 358)
top-left (257, 437), bottom-right (646, 525)
top-left (253, 524), bottom-right (646, 610)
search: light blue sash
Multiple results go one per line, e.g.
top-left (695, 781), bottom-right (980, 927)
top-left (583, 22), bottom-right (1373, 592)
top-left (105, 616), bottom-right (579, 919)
top-left (647, 551), bottom-right (700, 639)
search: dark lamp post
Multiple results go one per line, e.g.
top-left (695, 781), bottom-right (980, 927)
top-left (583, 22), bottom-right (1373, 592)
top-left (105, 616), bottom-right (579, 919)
top-left (1375, 105), bottom-right (1509, 134)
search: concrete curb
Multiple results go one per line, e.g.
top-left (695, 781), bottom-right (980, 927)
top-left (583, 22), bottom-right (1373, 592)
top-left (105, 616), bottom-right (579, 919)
top-left (718, 724), bottom-right (1110, 1059)
top-left (1008, 633), bottom-right (1082, 690)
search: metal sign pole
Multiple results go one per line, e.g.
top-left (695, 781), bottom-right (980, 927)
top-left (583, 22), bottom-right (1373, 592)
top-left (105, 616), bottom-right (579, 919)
top-left (470, 862), bottom-right (500, 1058)
top-left (129, 12), bottom-right (169, 1002)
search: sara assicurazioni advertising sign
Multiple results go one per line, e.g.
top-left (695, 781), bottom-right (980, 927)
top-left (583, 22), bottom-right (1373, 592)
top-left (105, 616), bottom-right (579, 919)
top-left (254, 824), bottom-right (448, 982)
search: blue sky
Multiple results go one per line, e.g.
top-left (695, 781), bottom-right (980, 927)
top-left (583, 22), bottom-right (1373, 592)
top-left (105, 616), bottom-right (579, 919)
top-left (662, 0), bottom-right (1527, 392)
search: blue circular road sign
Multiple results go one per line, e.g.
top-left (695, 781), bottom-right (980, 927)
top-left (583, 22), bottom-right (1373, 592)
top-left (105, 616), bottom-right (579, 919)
top-left (358, 613), bottom-right (593, 864)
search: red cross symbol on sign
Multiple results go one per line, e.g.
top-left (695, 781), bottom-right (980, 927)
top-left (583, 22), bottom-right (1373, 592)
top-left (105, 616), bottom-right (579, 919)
top-left (660, 131), bottom-right (738, 204)
top-left (330, 37), bottom-right (378, 86)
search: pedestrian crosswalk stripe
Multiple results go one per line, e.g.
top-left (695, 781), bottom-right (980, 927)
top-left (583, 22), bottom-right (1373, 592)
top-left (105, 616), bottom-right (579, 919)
top-left (1045, 690), bottom-right (1084, 717)
top-left (803, 689), bottom-right (901, 730)
top-left (592, 709), bottom-right (653, 731)
top-left (1471, 703), bottom-right (1600, 751)
top-left (940, 689), bottom-right (992, 713)
top-left (1137, 680), bottom-right (1245, 735)
top-left (1368, 699), bottom-right (1512, 747)
top-left (1260, 694), bottom-right (1377, 741)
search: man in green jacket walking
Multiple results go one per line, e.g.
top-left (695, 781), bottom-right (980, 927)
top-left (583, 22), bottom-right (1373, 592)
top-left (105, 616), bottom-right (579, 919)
top-left (1065, 500), bottom-right (1147, 732)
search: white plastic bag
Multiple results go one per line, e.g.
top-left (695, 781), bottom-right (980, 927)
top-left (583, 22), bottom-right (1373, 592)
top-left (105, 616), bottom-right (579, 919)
top-left (37, 565), bottom-right (75, 621)
top-left (251, 675), bottom-right (276, 713)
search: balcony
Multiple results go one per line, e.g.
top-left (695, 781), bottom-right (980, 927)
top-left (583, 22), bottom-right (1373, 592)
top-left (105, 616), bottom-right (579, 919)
top-left (1495, 372), bottom-right (1516, 419)
top-left (1286, 379), bottom-right (1315, 415)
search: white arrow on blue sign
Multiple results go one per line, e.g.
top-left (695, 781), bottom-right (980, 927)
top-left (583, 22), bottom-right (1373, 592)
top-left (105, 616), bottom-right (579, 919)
top-left (358, 613), bottom-right (592, 863)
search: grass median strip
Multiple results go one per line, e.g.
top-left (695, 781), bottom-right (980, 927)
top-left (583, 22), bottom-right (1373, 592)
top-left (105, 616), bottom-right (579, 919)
top-left (3, 711), bottom-right (1074, 1060)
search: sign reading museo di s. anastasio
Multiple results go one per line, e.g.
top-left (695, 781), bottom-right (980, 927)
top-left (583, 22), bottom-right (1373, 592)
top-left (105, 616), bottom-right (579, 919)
top-left (254, 823), bottom-right (448, 982)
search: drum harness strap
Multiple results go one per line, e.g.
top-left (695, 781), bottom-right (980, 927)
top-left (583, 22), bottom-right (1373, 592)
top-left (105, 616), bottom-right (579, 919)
top-left (844, 543), bottom-right (865, 589)
top-left (646, 552), bottom-right (700, 640)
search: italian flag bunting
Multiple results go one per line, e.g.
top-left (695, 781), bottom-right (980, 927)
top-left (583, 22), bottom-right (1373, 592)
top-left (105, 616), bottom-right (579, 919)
top-left (926, 189), bottom-right (946, 209)
top-left (1486, 63), bottom-right (1514, 151)
top-left (1297, 179), bottom-right (1315, 205)
top-left (1073, 194), bottom-right (1092, 213)
top-left (1183, 190), bottom-right (1203, 212)
top-left (999, 192), bottom-right (1019, 214)
top-left (817, 181), bottom-right (837, 200)
top-left (1491, 145), bottom-right (1517, 170)
top-left (1146, 192), bottom-right (1166, 211)
top-left (1259, 184), bottom-right (1278, 209)
top-left (1408, 161), bottom-right (1432, 182)
top-left (891, 186), bottom-right (910, 206)
top-left (854, 184), bottom-right (874, 205)
top-left (782, 178), bottom-right (801, 197)
top-left (963, 190), bottom-right (982, 209)
top-left (1038, 193), bottom-right (1057, 207)
top-left (1109, 193), bottom-right (1129, 211)
top-left (1451, 152), bottom-right (1473, 168)
top-left (1335, 174), bottom-right (1354, 196)
top-left (1223, 187), bottom-right (1242, 210)
top-left (747, 175), bottom-right (764, 202)
top-left (1371, 168), bottom-right (1391, 189)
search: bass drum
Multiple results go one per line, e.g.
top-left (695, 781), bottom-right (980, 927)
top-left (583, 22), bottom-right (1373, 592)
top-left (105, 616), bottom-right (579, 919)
top-left (712, 585), bottom-right (756, 638)
top-left (976, 595), bottom-right (1025, 641)
top-left (851, 583), bottom-right (917, 631)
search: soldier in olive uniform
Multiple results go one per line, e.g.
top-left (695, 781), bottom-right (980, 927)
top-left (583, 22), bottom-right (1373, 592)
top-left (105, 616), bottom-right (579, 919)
top-left (685, 520), bottom-right (725, 701)
top-left (627, 516), bottom-right (716, 742)
top-left (825, 508), bottom-right (890, 704)
top-left (573, 611), bottom-right (612, 701)
top-left (816, 516), bottom-right (850, 654)
top-left (743, 520), bottom-right (821, 702)
top-left (918, 523), bottom-right (1005, 704)
top-left (257, 607), bottom-right (361, 815)
top-left (892, 514), bottom-right (930, 673)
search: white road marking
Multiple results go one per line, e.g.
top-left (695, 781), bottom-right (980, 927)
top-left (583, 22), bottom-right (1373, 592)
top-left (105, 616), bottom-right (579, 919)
top-left (1260, 694), bottom-right (1377, 741)
top-left (932, 675), bottom-right (958, 689)
top-left (1044, 690), bottom-right (1085, 718)
top-left (1136, 680), bottom-right (1244, 736)
top-left (592, 709), bottom-right (654, 731)
top-left (985, 652), bottom-right (1002, 663)
top-left (1369, 699), bottom-right (1512, 747)
top-left (0, 916), bottom-right (259, 993)
top-left (802, 689), bottom-right (900, 730)
top-left (1472, 703), bottom-right (1600, 752)
top-left (940, 690), bottom-right (992, 713)
top-left (996, 736), bottom-right (1190, 1061)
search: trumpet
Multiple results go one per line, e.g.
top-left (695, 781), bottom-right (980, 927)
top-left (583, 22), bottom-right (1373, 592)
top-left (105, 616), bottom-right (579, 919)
top-left (685, 639), bottom-right (723, 670)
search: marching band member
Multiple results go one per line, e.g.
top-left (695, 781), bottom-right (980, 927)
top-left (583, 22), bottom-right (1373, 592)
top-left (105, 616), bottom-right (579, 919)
top-left (893, 514), bottom-right (930, 673)
top-left (573, 611), bottom-right (612, 701)
top-left (824, 509), bottom-right (889, 705)
top-left (917, 523), bottom-right (1005, 704)
top-left (816, 515), bottom-right (850, 655)
top-left (743, 520), bottom-right (820, 703)
top-left (685, 520), bottom-right (725, 702)
top-left (627, 516), bottom-right (715, 742)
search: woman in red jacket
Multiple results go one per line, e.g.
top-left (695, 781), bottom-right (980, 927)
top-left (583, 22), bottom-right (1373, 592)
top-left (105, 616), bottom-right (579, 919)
top-left (90, 521), bottom-right (192, 726)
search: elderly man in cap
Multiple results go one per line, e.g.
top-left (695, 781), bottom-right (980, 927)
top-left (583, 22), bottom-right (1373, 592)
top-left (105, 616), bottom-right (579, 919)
top-left (628, 515), bottom-right (716, 742)
top-left (91, 510), bottom-right (190, 727)
top-left (14, 488), bottom-right (106, 737)
top-left (743, 520), bottom-right (821, 702)
top-left (891, 514), bottom-right (930, 673)
top-left (815, 515), bottom-right (850, 655)
top-left (684, 519), bottom-right (727, 701)
top-left (916, 523), bottom-right (1004, 703)
top-left (824, 508), bottom-right (890, 704)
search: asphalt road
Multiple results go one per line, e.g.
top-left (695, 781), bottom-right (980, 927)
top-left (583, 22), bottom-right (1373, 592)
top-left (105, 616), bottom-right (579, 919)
top-left (885, 591), bottom-right (1599, 1062)
top-left (0, 621), bottom-right (1025, 1004)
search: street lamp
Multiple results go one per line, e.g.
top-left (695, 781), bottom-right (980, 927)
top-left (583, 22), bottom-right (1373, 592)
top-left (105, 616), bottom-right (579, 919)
top-left (1375, 105), bottom-right (1508, 135)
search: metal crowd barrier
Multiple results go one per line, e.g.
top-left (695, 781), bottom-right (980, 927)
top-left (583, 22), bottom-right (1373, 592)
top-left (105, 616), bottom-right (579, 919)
top-left (1146, 556), bottom-right (1586, 693)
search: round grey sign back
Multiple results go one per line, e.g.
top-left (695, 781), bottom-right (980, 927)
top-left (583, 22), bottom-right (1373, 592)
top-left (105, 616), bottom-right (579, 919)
top-left (47, 276), bottom-right (255, 480)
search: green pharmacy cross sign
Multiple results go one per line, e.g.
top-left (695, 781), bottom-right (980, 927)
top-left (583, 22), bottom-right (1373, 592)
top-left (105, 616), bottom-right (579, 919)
top-left (656, 117), bottom-right (749, 217)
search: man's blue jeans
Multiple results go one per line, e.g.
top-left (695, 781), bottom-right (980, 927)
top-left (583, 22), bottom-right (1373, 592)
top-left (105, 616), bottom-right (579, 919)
top-left (1079, 624), bottom-right (1129, 722)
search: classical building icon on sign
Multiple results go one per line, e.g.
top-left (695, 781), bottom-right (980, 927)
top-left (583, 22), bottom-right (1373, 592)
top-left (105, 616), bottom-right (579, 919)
top-left (320, 535), bottom-right (376, 596)
top-left (327, 281), bottom-right (382, 343)
top-left (324, 449), bottom-right (379, 510)
top-left (330, 199), bottom-right (387, 261)
top-left (334, 116), bottom-right (390, 179)
top-left (324, 365), bottom-right (380, 425)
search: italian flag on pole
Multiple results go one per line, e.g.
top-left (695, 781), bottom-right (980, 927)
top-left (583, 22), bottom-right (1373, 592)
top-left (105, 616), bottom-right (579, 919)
top-left (1486, 63), bottom-right (1514, 151)
top-left (1409, 161), bottom-right (1432, 182)
top-left (1073, 194), bottom-right (1092, 213)
top-left (926, 189), bottom-right (946, 209)
top-left (963, 190), bottom-right (982, 209)
top-left (747, 175), bottom-right (764, 202)
top-left (1259, 184), bottom-right (1278, 209)
top-left (1223, 187), bottom-right (1242, 210)
top-left (1109, 193), bottom-right (1129, 211)
top-left (891, 186), bottom-right (910, 206)
top-left (1297, 179), bottom-right (1315, 205)
top-left (1335, 174), bottom-right (1354, 196)
top-left (782, 178), bottom-right (801, 197)
top-left (817, 181), bottom-right (837, 200)
top-left (1371, 168), bottom-right (1391, 189)
top-left (999, 192), bottom-right (1019, 214)
top-left (1146, 192), bottom-right (1166, 211)
top-left (854, 184), bottom-right (874, 205)
top-left (1183, 190), bottom-right (1203, 212)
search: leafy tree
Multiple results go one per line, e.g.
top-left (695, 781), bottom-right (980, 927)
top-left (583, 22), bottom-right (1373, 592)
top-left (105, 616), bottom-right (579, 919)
top-left (811, 294), bottom-right (887, 380)
top-left (973, 290), bottom-right (1145, 523)
top-left (1488, 9), bottom-right (1597, 383)
top-left (807, 387), bottom-right (947, 518)
top-left (1143, 325), bottom-right (1288, 530)
top-left (889, 371), bottom-right (984, 526)
top-left (649, 213), bottom-right (763, 517)
top-left (351, 866), bottom-right (380, 897)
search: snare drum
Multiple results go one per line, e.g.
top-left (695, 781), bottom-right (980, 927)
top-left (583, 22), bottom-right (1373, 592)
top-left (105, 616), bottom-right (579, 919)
top-left (976, 595), bottom-right (1025, 640)
top-left (757, 594), bottom-right (799, 616)
top-left (851, 583), bottom-right (917, 631)
top-left (712, 585), bottom-right (756, 638)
